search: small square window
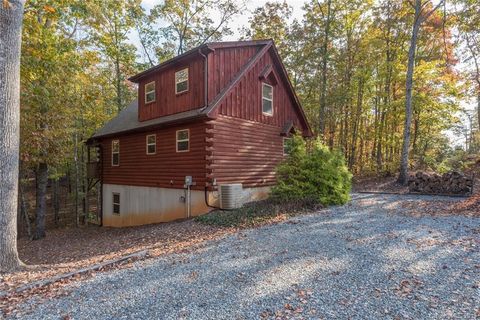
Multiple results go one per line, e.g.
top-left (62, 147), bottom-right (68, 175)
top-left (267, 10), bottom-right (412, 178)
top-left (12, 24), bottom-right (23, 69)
top-left (262, 83), bottom-right (273, 116)
top-left (146, 134), bottom-right (156, 155)
top-left (145, 81), bottom-right (156, 104)
top-left (113, 193), bottom-right (120, 215)
top-left (112, 140), bottom-right (119, 166)
top-left (176, 129), bottom-right (189, 152)
top-left (283, 138), bottom-right (292, 156)
top-left (175, 68), bottom-right (189, 94)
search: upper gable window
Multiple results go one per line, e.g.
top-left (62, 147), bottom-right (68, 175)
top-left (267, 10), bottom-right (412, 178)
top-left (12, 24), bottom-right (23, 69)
top-left (175, 68), bottom-right (189, 94)
top-left (146, 134), bottom-right (156, 155)
top-left (112, 140), bottom-right (120, 166)
top-left (145, 81), bottom-right (156, 104)
top-left (262, 83), bottom-right (273, 116)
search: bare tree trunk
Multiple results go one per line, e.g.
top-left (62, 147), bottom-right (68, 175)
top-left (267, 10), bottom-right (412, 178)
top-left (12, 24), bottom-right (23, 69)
top-left (349, 78), bottom-right (364, 169)
top-left (81, 144), bottom-right (87, 225)
top-left (477, 94), bottom-right (480, 129)
top-left (33, 163), bottom-right (48, 240)
top-left (398, 1), bottom-right (422, 185)
top-left (53, 178), bottom-right (60, 226)
top-left (74, 133), bottom-right (80, 227)
top-left (113, 11), bottom-right (123, 113)
top-left (0, 0), bottom-right (25, 272)
top-left (318, 0), bottom-right (332, 136)
top-left (398, 0), bottom-right (443, 184)
top-left (465, 33), bottom-right (480, 129)
top-left (19, 184), bottom-right (32, 240)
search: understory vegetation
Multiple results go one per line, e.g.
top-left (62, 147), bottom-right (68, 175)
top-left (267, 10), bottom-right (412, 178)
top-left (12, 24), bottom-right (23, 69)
top-left (272, 136), bottom-right (352, 205)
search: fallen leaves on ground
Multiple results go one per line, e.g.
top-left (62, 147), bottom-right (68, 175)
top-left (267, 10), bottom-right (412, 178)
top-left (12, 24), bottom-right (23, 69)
top-left (0, 220), bottom-right (235, 315)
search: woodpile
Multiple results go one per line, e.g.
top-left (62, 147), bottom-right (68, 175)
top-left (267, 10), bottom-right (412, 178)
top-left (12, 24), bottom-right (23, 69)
top-left (408, 171), bottom-right (474, 195)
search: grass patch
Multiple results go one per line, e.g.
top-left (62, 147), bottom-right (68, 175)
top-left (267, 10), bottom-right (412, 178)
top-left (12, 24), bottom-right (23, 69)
top-left (195, 198), bottom-right (323, 228)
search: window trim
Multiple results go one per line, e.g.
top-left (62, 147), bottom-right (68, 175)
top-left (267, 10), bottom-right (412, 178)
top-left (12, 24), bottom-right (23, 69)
top-left (175, 68), bottom-right (189, 94)
top-left (262, 82), bottom-right (273, 116)
top-left (145, 81), bottom-right (156, 104)
top-left (112, 193), bottom-right (120, 215)
top-left (146, 134), bottom-right (156, 155)
top-left (176, 129), bottom-right (190, 153)
top-left (111, 140), bottom-right (120, 166)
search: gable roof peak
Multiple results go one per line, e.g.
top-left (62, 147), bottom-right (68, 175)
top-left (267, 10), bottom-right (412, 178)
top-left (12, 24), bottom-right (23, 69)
top-left (129, 39), bottom-right (273, 83)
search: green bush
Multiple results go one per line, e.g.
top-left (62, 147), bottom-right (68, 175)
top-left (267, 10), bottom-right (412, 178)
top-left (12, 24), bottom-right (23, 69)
top-left (271, 135), bottom-right (352, 205)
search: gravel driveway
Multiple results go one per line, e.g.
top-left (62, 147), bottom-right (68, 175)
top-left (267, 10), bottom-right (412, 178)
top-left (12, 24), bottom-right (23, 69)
top-left (9, 193), bottom-right (480, 319)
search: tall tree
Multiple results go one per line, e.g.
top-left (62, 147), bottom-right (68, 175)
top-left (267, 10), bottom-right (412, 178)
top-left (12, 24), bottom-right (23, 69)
top-left (0, 0), bottom-right (25, 272)
top-left (151, 0), bottom-right (244, 55)
top-left (21, 1), bottom-right (85, 239)
top-left (456, 0), bottom-right (480, 127)
top-left (398, 0), bottom-right (445, 184)
top-left (317, 0), bottom-right (333, 136)
top-left (242, 1), bottom-right (292, 57)
top-left (89, 0), bottom-right (139, 112)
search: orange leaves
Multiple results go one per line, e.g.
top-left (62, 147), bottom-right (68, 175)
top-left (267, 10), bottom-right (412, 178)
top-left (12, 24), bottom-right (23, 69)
top-left (43, 5), bottom-right (55, 14)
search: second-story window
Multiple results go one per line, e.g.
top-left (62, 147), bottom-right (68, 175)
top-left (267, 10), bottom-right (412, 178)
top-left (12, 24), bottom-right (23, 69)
top-left (262, 83), bottom-right (273, 116)
top-left (112, 140), bottom-right (120, 166)
top-left (145, 81), bottom-right (156, 104)
top-left (146, 134), bottom-right (156, 155)
top-left (175, 68), bottom-right (189, 94)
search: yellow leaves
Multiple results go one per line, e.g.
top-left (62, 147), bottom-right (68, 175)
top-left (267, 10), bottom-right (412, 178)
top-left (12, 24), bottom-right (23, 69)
top-left (3, 0), bottom-right (11, 9)
top-left (43, 5), bottom-right (55, 14)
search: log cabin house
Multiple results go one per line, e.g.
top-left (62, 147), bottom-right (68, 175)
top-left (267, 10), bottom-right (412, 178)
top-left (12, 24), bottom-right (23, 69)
top-left (86, 40), bottom-right (312, 227)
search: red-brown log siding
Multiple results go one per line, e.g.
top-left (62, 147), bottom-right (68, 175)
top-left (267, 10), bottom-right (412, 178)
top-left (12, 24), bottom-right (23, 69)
top-left (101, 121), bottom-right (208, 190)
top-left (207, 46), bottom-right (260, 102)
top-left (138, 56), bottom-right (205, 122)
top-left (102, 42), bottom-right (309, 191)
top-left (210, 115), bottom-right (284, 188)
top-left (211, 49), bottom-right (304, 130)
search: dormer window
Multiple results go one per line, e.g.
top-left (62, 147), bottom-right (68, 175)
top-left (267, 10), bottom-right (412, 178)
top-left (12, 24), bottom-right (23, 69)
top-left (262, 83), bottom-right (273, 116)
top-left (175, 68), bottom-right (189, 94)
top-left (145, 81), bottom-right (156, 104)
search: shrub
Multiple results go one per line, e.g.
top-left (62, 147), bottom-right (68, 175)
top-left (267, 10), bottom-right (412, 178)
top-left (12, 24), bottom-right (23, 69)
top-left (271, 135), bottom-right (352, 206)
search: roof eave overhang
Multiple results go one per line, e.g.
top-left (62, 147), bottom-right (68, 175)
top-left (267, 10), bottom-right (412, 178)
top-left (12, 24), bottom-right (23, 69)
top-left (88, 112), bottom-right (212, 142)
top-left (128, 44), bottom-right (214, 83)
top-left (128, 40), bottom-right (272, 83)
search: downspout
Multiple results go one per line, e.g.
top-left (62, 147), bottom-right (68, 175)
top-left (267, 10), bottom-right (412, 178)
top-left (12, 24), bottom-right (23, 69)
top-left (205, 186), bottom-right (220, 209)
top-left (199, 48), bottom-right (220, 209)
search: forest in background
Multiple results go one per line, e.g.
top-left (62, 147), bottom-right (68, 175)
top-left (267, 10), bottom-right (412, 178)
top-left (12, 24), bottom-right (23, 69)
top-left (16, 0), bottom-right (480, 238)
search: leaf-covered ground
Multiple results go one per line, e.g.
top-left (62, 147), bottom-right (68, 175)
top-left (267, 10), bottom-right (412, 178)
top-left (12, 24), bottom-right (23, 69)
top-left (1, 188), bottom-right (479, 317)
top-left (0, 220), bottom-right (235, 313)
top-left (5, 193), bottom-right (480, 319)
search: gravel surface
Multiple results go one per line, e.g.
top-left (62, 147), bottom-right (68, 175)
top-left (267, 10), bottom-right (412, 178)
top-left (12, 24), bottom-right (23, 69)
top-left (9, 193), bottom-right (480, 319)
